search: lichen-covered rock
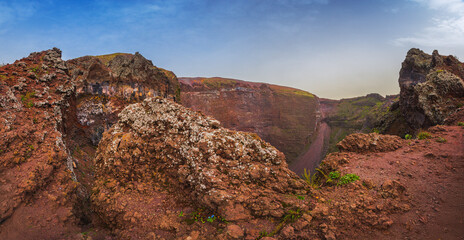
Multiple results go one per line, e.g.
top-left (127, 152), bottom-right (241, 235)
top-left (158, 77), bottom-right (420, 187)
top-left (66, 52), bottom-right (180, 146)
top-left (179, 77), bottom-right (318, 165)
top-left (396, 48), bottom-right (464, 133)
top-left (337, 133), bottom-right (403, 153)
top-left (0, 48), bottom-right (85, 239)
top-left (92, 97), bottom-right (310, 239)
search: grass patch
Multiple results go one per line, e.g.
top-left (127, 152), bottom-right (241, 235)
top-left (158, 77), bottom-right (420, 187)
top-left (417, 131), bottom-right (432, 140)
top-left (21, 92), bottom-right (35, 108)
top-left (303, 168), bottom-right (319, 188)
top-left (436, 137), bottom-right (447, 143)
top-left (95, 53), bottom-right (130, 65)
top-left (338, 173), bottom-right (360, 185)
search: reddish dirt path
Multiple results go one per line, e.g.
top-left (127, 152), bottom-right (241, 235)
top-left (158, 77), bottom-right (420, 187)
top-left (290, 122), bottom-right (330, 175)
top-left (312, 125), bottom-right (464, 239)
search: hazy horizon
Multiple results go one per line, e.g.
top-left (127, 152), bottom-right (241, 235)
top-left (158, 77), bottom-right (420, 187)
top-left (1, 0), bottom-right (463, 99)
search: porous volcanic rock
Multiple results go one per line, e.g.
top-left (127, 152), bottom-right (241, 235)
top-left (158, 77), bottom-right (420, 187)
top-left (337, 133), bottom-right (403, 153)
top-left (66, 52), bottom-right (180, 146)
top-left (92, 97), bottom-right (310, 239)
top-left (0, 48), bottom-right (85, 239)
top-left (390, 48), bottom-right (464, 134)
top-left (179, 77), bottom-right (318, 164)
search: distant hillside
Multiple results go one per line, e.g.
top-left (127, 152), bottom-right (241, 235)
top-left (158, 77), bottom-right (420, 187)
top-left (179, 77), bottom-right (318, 165)
top-left (320, 93), bottom-right (397, 153)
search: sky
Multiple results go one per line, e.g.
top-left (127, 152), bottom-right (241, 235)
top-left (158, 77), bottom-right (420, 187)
top-left (1, 0), bottom-right (463, 99)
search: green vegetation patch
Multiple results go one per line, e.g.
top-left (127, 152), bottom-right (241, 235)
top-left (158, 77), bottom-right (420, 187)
top-left (417, 131), bottom-right (432, 140)
top-left (95, 53), bottom-right (130, 65)
top-left (458, 122), bottom-right (464, 127)
top-left (338, 173), bottom-right (360, 185)
top-left (21, 92), bottom-right (35, 108)
top-left (270, 85), bottom-right (314, 98)
top-left (201, 77), bottom-right (238, 89)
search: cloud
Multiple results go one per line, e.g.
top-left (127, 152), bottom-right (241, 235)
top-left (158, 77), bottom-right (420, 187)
top-left (394, 0), bottom-right (464, 47)
top-left (0, 1), bottom-right (37, 26)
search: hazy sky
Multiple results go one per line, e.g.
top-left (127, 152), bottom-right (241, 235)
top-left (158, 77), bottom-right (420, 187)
top-left (1, 0), bottom-right (463, 99)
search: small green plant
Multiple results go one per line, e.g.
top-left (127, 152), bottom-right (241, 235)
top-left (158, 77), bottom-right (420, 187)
top-left (458, 122), bottom-right (464, 127)
top-left (178, 210), bottom-right (184, 217)
top-left (436, 137), bottom-right (447, 143)
top-left (371, 128), bottom-right (380, 133)
top-left (296, 195), bottom-right (305, 200)
top-left (259, 230), bottom-right (270, 238)
top-left (436, 69), bottom-right (444, 73)
top-left (328, 171), bottom-right (340, 180)
top-left (21, 92), bottom-right (35, 108)
top-left (206, 215), bottom-right (216, 223)
top-left (31, 66), bottom-right (39, 72)
top-left (404, 134), bottom-right (412, 140)
top-left (303, 168), bottom-right (317, 187)
top-left (338, 173), bottom-right (360, 185)
top-left (417, 131), bottom-right (432, 140)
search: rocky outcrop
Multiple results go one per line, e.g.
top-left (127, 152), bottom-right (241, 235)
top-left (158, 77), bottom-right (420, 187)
top-left (384, 48), bottom-right (464, 135)
top-left (0, 48), bottom-right (85, 239)
top-left (179, 77), bottom-right (318, 164)
top-left (92, 97), bottom-right (310, 239)
top-left (337, 133), bottom-right (403, 153)
top-left (66, 52), bottom-right (180, 146)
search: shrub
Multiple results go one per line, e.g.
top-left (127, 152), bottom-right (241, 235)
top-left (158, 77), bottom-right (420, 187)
top-left (458, 122), bottom-right (464, 127)
top-left (328, 171), bottom-right (340, 179)
top-left (338, 173), bottom-right (360, 185)
top-left (417, 131), bottom-right (432, 140)
top-left (303, 168), bottom-right (318, 188)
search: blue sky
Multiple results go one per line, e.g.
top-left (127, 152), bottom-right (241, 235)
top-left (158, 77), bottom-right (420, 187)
top-left (1, 0), bottom-right (463, 99)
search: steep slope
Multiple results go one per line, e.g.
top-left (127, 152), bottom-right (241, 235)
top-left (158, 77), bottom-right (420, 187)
top-left (0, 48), bottom-right (86, 239)
top-left (0, 49), bottom-right (181, 239)
top-left (320, 93), bottom-right (396, 153)
top-left (179, 77), bottom-right (319, 165)
top-left (378, 49), bottom-right (464, 136)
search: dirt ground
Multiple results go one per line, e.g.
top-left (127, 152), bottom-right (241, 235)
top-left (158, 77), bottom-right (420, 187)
top-left (311, 125), bottom-right (464, 240)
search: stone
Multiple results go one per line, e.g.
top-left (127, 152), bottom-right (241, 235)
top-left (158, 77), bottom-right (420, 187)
top-left (226, 224), bottom-right (244, 239)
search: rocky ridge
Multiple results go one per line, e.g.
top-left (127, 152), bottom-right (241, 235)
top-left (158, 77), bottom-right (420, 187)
top-left (0, 48), bottom-right (463, 239)
top-left (0, 48), bottom-right (85, 238)
top-left (378, 49), bottom-right (464, 135)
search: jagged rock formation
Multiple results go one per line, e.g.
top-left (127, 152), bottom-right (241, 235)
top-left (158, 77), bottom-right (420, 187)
top-left (1, 48), bottom-right (463, 240)
top-left (379, 49), bottom-right (464, 135)
top-left (179, 77), bottom-right (318, 165)
top-left (66, 52), bottom-right (180, 146)
top-left (0, 48), bottom-right (85, 239)
top-left (92, 97), bottom-right (311, 239)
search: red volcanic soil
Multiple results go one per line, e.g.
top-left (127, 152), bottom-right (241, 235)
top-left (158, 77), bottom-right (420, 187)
top-left (311, 125), bottom-right (464, 239)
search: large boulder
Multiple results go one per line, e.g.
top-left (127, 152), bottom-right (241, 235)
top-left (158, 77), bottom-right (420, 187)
top-left (92, 97), bottom-right (309, 239)
top-left (397, 49), bottom-right (464, 132)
